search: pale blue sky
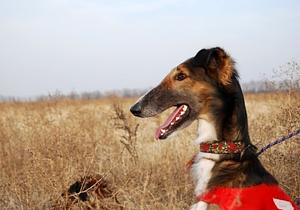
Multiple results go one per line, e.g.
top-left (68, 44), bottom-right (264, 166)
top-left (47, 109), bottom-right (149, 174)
top-left (1, 0), bottom-right (300, 97)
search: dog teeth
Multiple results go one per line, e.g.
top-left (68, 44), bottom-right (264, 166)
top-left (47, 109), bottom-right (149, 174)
top-left (175, 117), bottom-right (180, 121)
top-left (183, 105), bottom-right (188, 111)
top-left (161, 129), bottom-right (166, 134)
top-left (170, 122), bottom-right (175, 125)
top-left (180, 111), bottom-right (185, 116)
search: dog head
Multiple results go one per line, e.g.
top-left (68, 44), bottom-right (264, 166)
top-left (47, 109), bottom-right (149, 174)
top-left (130, 47), bottom-right (238, 140)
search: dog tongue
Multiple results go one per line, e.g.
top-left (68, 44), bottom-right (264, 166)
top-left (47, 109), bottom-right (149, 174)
top-left (155, 105), bottom-right (185, 140)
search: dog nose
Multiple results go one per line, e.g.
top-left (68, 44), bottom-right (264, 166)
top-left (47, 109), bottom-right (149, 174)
top-left (130, 103), bottom-right (142, 116)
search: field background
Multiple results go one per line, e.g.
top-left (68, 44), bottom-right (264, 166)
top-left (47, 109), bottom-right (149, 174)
top-left (0, 91), bottom-right (299, 209)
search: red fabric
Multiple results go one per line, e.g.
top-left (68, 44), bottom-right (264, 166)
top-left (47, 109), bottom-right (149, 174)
top-left (197, 184), bottom-right (299, 210)
top-left (201, 143), bottom-right (210, 152)
top-left (228, 143), bottom-right (237, 151)
top-left (199, 141), bottom-right (242, 154)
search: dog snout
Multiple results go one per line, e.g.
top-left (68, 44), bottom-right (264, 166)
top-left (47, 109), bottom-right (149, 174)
top-left (130, 102), bottom-right (143, 117)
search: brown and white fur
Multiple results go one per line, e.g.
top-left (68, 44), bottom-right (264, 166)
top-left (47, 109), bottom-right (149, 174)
top-left (130, 47), bottom-right (278, 209)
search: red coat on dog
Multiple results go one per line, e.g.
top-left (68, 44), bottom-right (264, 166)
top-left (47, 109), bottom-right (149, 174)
top-left (198, 184), bottom-right (299, 210)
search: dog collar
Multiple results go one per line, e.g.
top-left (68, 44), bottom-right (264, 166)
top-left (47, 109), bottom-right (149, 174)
top-left (199, 141), bottom-right (243, 154)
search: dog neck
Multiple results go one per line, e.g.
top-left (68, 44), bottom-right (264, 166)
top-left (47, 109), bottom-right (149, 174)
top-left (191, 116), bottom-right (276, 198)
top-left (191, 81), bottom-right (252, 197)
top-left (192, 119), bottom-right (220, 196)
top-left (194, 119), bottom-right (218, 144)
top-left (191, 105), bottom-right (246, 196)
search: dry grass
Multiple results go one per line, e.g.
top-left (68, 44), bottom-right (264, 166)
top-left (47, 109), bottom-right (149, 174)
top-left (0, 92), bottom-right (299, 209)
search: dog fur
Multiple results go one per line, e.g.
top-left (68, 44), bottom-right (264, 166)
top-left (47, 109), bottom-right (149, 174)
top-left (130, 47), bottom-right (295, 209)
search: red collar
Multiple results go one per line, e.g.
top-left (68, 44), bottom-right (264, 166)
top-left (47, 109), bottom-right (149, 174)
top-left (197, 184), bottom-right (298, 210)
top-left (186, 141), bottom-right (243, 170)
top-left (199, 141), bottom-right (243, 154)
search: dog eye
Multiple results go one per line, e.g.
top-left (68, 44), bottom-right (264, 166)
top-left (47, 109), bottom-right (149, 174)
top-left (175, 73), bottom-right (187, 81)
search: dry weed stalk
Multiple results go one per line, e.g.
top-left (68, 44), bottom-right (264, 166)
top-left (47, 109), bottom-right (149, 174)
top-left (112, 103), bottom-right (139, 163)
top-left (58, 174), bottom-right (122, 210)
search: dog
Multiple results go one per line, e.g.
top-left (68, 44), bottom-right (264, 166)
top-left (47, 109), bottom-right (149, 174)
top-left (130, 47), bottom-right (298, 210)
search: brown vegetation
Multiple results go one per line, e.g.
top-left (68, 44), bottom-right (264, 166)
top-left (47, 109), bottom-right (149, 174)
top-left (0, 92), bottom-right (299, 209)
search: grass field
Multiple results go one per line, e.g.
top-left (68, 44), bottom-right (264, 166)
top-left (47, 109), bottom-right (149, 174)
top-left (0, 91), bottom-right (299, 209)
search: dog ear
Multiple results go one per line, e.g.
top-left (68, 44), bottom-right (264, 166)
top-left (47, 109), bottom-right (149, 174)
top-left (193, 48), bottom-right (212, 67)
top-left (194, 47), bottom-right (235, 86)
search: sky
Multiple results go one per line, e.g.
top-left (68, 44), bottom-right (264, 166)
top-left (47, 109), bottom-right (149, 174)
top-left (1, 0), bottom-right (300, 98)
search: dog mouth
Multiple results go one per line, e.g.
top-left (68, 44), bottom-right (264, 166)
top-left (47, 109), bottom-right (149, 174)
top-left (155, 104), bottom-right (190, 140)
